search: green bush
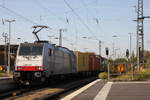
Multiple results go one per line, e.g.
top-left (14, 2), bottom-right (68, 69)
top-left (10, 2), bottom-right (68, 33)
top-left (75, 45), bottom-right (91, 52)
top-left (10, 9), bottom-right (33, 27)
top-left (98, 72), bottom-right (108, 79)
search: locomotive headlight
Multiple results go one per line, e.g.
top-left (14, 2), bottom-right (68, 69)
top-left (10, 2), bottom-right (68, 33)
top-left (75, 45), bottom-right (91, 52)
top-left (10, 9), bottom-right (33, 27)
top-left (14, 72), bottom-right (20, 77)
top-left (35, 66), bottom-right (42, 71)
top-left (17, 66), bottom-right (22, 70)
top-left (34, 72), bottom-right (41, 77)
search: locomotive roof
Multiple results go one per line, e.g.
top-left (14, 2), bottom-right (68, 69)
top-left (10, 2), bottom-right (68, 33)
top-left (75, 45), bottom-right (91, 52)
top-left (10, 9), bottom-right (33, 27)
top-left (20, 42), bottom-right (74, 55)
top-left (56, 46), bottom-right (74, 55)
top-left (20, 43), bottom-right (44, 46)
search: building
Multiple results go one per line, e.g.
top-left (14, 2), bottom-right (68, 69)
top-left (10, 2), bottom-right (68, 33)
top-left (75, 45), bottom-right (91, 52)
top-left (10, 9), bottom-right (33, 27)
top-left (0, 44), bottom-right (18, 70)
top-left (144, 50), bottom-right (150, 63)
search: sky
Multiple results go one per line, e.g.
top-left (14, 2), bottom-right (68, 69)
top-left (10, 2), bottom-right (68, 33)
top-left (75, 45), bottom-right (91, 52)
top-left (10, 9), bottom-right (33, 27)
top-left (0, 0), bottom-right (150, 58)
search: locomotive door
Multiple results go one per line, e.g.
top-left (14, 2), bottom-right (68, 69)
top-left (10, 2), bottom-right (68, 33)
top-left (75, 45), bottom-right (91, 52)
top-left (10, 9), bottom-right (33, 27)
top-left (48, 48), bottom-right (54, 75)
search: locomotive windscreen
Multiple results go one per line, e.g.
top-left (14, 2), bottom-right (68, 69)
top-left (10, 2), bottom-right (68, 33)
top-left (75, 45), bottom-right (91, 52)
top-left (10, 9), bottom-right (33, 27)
top-left (19, 44), bottom-right (43, 56)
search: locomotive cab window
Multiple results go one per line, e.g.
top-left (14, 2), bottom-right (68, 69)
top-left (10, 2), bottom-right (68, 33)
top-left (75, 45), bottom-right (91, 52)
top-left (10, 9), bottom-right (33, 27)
top-left (19, 45), bottom-right (30, 55)
top-left (32, 45), bottom-right (43, 55)
top-left (19, 44), bottom-right (43, 56)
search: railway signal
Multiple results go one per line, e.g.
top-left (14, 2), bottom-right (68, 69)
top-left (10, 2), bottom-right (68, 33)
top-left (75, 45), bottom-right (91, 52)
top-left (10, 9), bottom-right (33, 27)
top-left (105, 47), bottom-right (109, 57)
top-left (126, 49), bottom-right (129, 58)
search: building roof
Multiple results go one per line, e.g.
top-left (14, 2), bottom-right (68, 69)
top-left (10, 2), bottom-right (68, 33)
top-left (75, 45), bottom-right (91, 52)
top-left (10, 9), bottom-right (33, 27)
top-left (0, 44), bottom-right (18, 51)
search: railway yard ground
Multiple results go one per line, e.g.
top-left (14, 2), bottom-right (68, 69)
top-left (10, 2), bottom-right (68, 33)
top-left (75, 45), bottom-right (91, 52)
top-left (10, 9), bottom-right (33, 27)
top-left (1, 77), bottom-right (150, 100)
top-left (0, 77), bottom-right (97, 100)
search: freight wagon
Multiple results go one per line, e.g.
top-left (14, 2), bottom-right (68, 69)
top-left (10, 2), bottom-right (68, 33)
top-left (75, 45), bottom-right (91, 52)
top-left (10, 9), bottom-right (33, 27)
top-left (89, 54), bottom-right (100, 71)
top-left (74, 51), bottom-right (100, 76)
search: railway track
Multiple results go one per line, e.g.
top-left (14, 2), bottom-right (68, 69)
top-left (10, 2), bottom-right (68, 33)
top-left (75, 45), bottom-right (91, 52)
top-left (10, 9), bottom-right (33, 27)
top-left (0, 77), bottom-right (96, 100)
top-left (0, 83), bottom-right (48, 99)
top-left (40, 78), bottom-right (96, 100)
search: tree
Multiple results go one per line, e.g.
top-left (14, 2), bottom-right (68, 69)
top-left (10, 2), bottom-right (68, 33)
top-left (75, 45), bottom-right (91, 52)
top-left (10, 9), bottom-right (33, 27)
top-left (130, 51), bottom-right (137, 63)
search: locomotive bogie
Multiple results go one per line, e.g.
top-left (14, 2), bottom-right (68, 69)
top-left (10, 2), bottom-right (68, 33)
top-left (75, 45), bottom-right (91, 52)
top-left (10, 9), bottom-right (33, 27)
top-left (13, 71), bottom-right (46, 85)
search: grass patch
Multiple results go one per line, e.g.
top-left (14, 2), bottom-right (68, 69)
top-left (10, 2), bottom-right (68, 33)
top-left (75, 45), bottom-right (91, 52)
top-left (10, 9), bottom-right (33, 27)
top-left (112, 69), bottom-right (150, 81)
top-left (113, 74), bottom-right (132, 81)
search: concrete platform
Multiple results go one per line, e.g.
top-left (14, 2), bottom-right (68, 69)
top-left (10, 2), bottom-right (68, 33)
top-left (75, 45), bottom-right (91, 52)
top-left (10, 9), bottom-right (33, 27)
top-left (72, 80), bottom-right (107, 100)
top-left (61, 80), bottom-right (150, 100)
top-left (107, 82), bottom-right (150, 100)
top-left (61, 79), bottom-right (107, 100)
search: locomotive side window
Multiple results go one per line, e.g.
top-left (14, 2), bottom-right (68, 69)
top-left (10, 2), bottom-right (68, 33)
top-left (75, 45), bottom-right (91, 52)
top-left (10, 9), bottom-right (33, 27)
top-left (49, 49), bottom-right (52, 56)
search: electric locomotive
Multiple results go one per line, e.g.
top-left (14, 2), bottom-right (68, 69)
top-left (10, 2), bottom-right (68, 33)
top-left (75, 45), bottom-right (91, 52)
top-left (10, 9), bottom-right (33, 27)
top-left (13, 41), bottom-right (76, 85)
top-left (13, 25), bottom-right (76, 85)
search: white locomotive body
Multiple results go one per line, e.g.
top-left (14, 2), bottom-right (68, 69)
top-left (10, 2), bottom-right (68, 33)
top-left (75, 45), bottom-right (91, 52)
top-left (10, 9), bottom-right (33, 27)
top-left (13, 41), bottom-right (76, 84)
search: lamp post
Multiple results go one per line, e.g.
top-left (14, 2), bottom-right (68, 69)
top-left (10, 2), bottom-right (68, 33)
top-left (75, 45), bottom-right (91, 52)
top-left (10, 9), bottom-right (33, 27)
top-left (115, 48), bottom-right (120, 58)
top-left (112, 35), bottom-right (117, 58)
top-left (99, 40), bottom-right (101, 57)
top-left (59, 28), bottom-right (67, 46)
top-left (17, 37), bottom-right (21, 44)
top-left (5, 19), bottom-right (15, 74)
top-left (48, 36), bottom-right (54, 43)
top-left (82, 36), bottom-right (102, 56)
top-left (129, 33), bottom-right (133, 58)
top-left (2, 33), bottom-right (8, 68)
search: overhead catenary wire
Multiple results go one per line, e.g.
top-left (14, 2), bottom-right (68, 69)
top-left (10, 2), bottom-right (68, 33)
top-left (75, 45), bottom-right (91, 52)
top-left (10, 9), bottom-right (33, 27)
top-left (73, 17), bottom-right (78, 46)
top-left (32, 0), bottom-right (82, 46)
top-left (32, 0), bottom-right (97, 45)
top-left (32, 0), bottom-right (80, 42)
top-left (63, 0), bottom-right (98, 39)
top-left (0, 4), bottom-right (55, 31)
top-left (81, 0), bottom-right (102, 37)
top-left (32, 0), bottom-right (64, 25)
top-left (0, 5), bottom-right (38, 25)
top-left (80, 0), bottom-right (89, 21)
top-left (0, 4), bottom-right (61, 40)
top-left (32, 0), bottom-right (81, 43)
top-left (82, 0), bottom-right (103, 39)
